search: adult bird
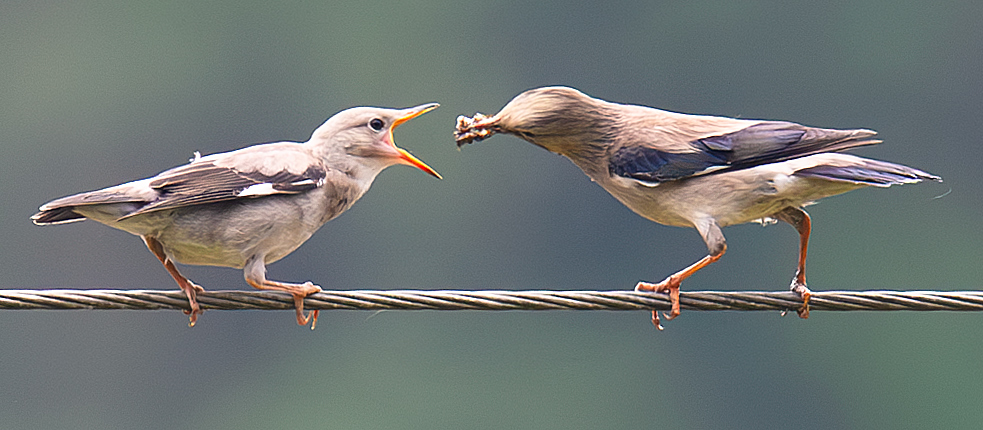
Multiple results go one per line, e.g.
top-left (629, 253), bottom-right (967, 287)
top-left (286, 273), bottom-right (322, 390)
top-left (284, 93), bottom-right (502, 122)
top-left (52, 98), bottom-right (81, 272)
top-left (455, 86), bottom-right (939, 329)
top-left (33, 103), bottom-right (442, 328)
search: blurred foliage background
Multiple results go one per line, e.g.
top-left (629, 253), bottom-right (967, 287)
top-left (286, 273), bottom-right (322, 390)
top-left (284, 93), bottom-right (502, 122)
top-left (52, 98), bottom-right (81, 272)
top-left (1, 0), bottom-right (980, 428)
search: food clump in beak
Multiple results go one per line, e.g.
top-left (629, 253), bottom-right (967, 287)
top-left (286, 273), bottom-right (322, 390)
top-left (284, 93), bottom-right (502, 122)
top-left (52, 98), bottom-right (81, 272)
top-left (454, 112), bottom-right (497, 146)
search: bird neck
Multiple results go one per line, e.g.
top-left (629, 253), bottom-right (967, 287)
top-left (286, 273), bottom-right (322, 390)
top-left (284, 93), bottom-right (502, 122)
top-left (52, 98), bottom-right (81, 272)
top-left (525, 123), bottom-right (615, 178)
top-left (336, 155), bottom-right (388, 190)
top-left (304, 148), bottom-right (384, 197)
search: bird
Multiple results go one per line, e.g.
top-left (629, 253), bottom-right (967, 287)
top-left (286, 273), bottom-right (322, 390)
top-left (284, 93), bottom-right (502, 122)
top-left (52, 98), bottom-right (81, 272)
top-left (33, 103), bottom-right (442, 328)
top-left (455, 86), bottom-right (940, 329)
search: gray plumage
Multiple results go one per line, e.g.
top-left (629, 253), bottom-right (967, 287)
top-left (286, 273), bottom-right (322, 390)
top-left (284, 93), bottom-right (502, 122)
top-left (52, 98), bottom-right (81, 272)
top-left (455, 86), bottom-right (939, 329)
top-left (34, 103), bottom-right (441, 327)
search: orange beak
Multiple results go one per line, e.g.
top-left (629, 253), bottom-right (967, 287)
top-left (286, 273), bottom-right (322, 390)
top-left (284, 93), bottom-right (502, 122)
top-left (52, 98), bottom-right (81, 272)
top-left (389, 103), bottom-right (442, 179)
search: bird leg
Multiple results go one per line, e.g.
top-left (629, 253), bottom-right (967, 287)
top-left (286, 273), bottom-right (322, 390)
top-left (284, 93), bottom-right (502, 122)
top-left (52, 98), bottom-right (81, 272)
top-left (636, 219), bottom-right (726, 329)
top-left (244, 255), bottom-right (322, 329)
top-left (774, 207), bottom-right (812, 319)
top-left (143, 236), bottom-right (204, 327)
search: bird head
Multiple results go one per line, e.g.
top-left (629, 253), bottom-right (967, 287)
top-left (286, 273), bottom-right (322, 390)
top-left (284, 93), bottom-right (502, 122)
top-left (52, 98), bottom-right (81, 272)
top-left (455, 86), bottom-right (616, 156)
top-left (310, 103), bottom-right (442, 180)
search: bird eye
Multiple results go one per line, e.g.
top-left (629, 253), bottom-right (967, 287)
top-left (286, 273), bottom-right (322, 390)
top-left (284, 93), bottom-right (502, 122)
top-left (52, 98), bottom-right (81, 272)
top-left (369, 118), bottom-right (385, 131)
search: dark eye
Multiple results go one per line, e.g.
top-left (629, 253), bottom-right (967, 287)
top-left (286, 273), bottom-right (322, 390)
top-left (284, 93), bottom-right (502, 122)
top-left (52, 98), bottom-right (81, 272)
top-left (369, 118), bottom-right (385, 131)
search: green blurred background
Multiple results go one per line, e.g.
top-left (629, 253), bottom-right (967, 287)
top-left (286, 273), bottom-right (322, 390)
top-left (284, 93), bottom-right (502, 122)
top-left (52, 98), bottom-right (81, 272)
top-left (1, 0), bottom-right (980, 428)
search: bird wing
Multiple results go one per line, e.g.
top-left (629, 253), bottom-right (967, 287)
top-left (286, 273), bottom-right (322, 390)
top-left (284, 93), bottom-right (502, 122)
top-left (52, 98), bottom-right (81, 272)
top-left (121, 143), bottom-right (327, 218)
top-left (609, 121), bottom-right (881, 185)
top-left (33, 142), bottom-right (329, 225)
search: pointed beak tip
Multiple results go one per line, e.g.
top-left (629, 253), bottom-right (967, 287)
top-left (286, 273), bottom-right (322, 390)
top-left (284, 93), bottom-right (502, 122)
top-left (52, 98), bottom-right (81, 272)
top-left (393, 146), bottom-right (441, 179)
top-left (392, 103), bottom-right (440, 130)
top-left (414, 161), bottom-right (442, 180)
top-left (416, 159), bottom-right (442, 179)
top-left (407, 102), bottom-right (440, 117)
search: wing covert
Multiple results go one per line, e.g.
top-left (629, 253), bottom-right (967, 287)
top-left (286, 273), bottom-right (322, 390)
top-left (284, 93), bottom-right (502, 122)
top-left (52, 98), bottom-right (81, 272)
top-left (610, 121), bottom-right (880, 185)
top-left (122, 160), bottom-right (327, 218)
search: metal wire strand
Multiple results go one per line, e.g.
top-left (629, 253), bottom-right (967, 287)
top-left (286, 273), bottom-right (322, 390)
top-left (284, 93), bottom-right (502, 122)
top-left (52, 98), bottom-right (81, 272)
top-left (2, 289), bottom-right (983, 312)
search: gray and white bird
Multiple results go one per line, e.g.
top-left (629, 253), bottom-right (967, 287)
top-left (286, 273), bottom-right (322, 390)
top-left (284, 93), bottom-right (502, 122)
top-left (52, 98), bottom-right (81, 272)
top-left (455, 86), bottom-right (939, 329)
top-left (33, 103), bottom-right (442, 328)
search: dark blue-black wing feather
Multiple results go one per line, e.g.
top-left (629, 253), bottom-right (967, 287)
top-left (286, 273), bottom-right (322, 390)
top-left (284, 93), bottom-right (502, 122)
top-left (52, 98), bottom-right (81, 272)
top-left (610, 121), bottom-right (880, 184)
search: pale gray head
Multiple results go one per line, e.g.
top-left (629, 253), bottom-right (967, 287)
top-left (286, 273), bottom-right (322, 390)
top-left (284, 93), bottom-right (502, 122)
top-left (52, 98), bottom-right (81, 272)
top-left (455, 86), bottom-right (618, 156)
top-left (309, 103), bottom-right (442, 180)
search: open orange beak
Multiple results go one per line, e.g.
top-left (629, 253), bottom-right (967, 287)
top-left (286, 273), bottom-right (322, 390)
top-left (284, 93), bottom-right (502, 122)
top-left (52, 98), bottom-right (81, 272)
top-left (390, 103), bottom-right (442, 179)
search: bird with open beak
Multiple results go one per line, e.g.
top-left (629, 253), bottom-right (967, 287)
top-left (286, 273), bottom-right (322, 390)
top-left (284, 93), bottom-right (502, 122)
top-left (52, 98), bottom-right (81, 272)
top-left (33, 103), bottom-right (441, 328)
top-left (456, 86), bottom-right (939, 329)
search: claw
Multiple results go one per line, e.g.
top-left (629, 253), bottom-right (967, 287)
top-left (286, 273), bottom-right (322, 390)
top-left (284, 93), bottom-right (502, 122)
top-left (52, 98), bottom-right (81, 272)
top-left (295, 307), bottom-right (318, 329)
top-left (183, 303), bottom-right (202, 327)
top-left (181, 282), bottom-right (203, 327)
top-left (636, 278), bottom-right (681, 329)
top-left (651, 311), bottom-right (664, 331)
top-left (796, 290), bottom-right (811, 319)
top-left (790, 280), bottom-right (812, 319)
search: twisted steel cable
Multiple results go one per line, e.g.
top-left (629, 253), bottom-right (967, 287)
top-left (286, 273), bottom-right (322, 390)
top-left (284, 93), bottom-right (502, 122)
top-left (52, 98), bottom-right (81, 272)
top-left (2, 289), bottom-right (982, 313)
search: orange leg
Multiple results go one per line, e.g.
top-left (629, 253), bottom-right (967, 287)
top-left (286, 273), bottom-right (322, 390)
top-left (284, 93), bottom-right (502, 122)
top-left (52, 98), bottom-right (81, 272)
top-left (775, 207), bottom-right (812, 319)
top-left (143, 236), bottom-right (204, 327)
top-left (244, 255), bottom-right (321, 329)
top-left (636, 219), bottom-right (726, 330)
top-left (636, 247), bottom-right (725, 330)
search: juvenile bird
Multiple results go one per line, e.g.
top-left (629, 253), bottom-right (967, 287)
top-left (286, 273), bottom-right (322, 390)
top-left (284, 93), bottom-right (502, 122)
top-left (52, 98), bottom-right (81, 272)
top-left (33, 103), bottom-right (442, 328)
top-left (455, 86), bottom-right (939, 329)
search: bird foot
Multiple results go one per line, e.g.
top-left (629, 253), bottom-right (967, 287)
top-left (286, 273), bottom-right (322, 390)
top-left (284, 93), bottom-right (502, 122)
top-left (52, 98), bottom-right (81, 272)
top-left (292, 282), bottom-right (322, 330)
top-left (181, 281), bottom-right (205, 327)
top-left (789, 280), bottom-right (811, 319)
top-left (636, 278), bottom-right (681, 330)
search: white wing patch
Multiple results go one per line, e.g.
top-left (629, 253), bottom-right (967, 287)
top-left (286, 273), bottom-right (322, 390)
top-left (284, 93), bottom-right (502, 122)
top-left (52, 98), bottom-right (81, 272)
top-left (611, 175), bottom-right (660, 188)
top-left (237, 183), bottom-right (276, 197)
top-left (290, 178), bottom-right (322, 188)
top-left (236, 178), bottom-right (325, 198)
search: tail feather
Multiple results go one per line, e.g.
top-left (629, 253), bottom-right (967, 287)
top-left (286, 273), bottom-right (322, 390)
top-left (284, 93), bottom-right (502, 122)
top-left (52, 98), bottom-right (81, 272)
top-left (32, 183), bottom-right (154, 225)
top-left (796, 158), bottom-right (940, 187)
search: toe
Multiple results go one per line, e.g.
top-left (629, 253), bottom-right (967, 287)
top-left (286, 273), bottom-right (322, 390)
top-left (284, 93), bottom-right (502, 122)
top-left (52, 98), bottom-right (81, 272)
top-left (302, 282), bottom-right (322, 295)
top-left (650, 310), bottom-right (664, 331)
